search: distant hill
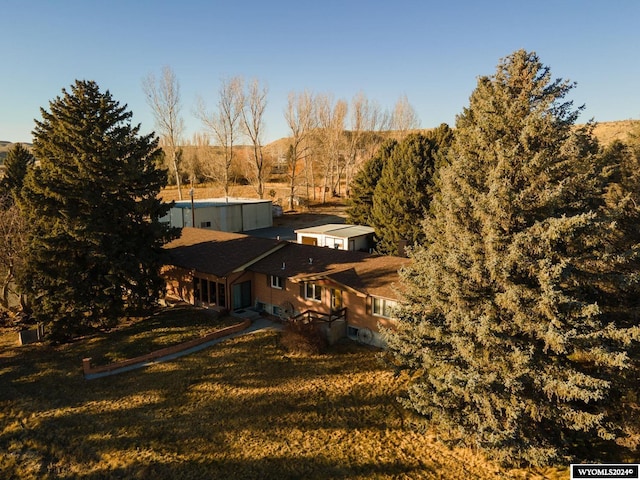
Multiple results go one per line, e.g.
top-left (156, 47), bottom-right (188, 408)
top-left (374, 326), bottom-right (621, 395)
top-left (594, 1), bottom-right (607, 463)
top-left (1, 120), bottom-right (637, 165)
top-left (261, 120), bottom-right (640, 152)
top-left (589, 119), bottom-right (639, 145)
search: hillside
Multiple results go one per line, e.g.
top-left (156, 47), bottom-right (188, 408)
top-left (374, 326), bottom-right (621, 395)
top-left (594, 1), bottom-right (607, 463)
top-left (1, 120), bottom-right (636, 166)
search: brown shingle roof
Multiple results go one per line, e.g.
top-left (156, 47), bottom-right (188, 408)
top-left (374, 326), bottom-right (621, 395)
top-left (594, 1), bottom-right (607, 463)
top-left (248, 243), bottom-right (409, 299)
top-left (163, 227), bottom-right (285, 277)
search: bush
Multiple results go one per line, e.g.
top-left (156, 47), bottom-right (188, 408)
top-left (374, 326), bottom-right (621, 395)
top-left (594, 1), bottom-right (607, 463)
top-left (280, 320), bottom-right (327, 355)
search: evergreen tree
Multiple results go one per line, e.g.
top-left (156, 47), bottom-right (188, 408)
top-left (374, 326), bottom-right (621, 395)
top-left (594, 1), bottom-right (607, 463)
top-left (383, 50), bottom-right (640, 465)
top-left (371, 128), bottom-right (451, 255)
top-left (0, 143), bottom-right (34, 203)
top-left (346, 139), bottom-right (397, 225)
top-left (19, 80), bottom-right (178, 341)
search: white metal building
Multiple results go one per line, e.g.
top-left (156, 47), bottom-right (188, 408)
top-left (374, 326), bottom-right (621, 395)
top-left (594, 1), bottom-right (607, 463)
top-left (294, 224), bottom-right (375, 251)
top-left (161, 198), bottom-right (273, 232)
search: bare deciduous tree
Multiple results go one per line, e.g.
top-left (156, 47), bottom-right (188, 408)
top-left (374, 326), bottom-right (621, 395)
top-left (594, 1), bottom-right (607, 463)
top-left (241, 78), bottom-right (269, 198)
top-left (284, 90), bottom-right (316, 210)
top-left (143, 66), bottom-right (185, 199)
top-left (390, 94), bottom-right (420, 135)
top-left (198, 76), bottom-right (244, 199)
top-left (316, 94), bottom-right (347, 202)
top-left (182, 132), bottom-right (210, 185)
top-left (0, 194), bottom-right (27, 311)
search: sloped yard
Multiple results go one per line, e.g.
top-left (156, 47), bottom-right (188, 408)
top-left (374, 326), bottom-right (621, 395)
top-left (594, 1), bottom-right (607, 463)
top-left (0, 308), bottom-right (567, 479)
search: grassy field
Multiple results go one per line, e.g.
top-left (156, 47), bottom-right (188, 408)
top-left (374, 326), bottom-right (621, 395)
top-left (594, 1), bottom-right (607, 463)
top-left (0, 307), bottom-right (568, 479)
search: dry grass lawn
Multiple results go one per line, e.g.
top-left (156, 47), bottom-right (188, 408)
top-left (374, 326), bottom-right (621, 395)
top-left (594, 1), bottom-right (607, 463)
top-left (0, 308), bottom-right (568, 479)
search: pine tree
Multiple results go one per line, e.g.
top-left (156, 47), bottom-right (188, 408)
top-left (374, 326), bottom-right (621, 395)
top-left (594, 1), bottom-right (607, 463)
top-left (383, 50), bottom-right (640, 465)
top-left (371, 128), bottom-right (451, 255)
top-left (0, 143), bottom-right (34, 203)
top-left (346, 139), bottom-right (397, 226)
top-left (19, 80), bottom-right (178, 341)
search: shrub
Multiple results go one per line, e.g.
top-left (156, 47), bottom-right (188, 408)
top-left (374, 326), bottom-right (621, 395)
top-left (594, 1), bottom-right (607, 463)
top-left (280, 320), bottom-right (327, 355)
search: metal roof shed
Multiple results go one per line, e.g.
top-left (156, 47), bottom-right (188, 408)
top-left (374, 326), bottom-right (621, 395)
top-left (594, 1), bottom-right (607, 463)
top-left (161, 198), bottom-right (273, 233)
top-left (294, 224), bottom-right (375, 251)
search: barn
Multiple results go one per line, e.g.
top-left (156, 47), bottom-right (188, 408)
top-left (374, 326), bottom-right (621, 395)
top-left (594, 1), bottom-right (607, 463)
top-left (161, 197), bottom-right (273, 232)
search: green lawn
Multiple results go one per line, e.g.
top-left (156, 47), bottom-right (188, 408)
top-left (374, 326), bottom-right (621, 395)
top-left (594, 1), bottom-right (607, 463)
top-left (0, 307), bottom-right (567, 479)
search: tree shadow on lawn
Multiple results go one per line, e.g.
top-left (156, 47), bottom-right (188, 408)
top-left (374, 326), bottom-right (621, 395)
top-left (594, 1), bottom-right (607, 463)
top-left (2, 329), bottom-right (442, 479)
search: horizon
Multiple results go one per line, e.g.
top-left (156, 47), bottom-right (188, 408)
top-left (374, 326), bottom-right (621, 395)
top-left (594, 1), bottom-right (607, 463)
top-left (1, 1), bottom-right (639, 145)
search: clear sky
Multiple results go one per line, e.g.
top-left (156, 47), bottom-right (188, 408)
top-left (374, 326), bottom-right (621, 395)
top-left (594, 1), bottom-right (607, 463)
top-left (1, 0), bottom-right (639, 145)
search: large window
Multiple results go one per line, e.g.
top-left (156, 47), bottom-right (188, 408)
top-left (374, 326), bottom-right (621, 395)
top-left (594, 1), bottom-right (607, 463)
top-left (372, 297), bottom-right (397, 318)
top-left (305, 282), bottom-right (322, 302)
top-left (270, 275), bottom-right (284, 289)
top-left (193, 276), bottom-right (216, 304)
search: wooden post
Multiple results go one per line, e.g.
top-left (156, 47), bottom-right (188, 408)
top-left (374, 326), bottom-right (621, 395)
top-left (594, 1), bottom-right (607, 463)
top-left (82, 358), bottom-right (92, 375)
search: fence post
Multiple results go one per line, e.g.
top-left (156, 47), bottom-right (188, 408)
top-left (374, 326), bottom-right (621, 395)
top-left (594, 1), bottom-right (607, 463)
top-left (82, 358), bottom-right (92, 375)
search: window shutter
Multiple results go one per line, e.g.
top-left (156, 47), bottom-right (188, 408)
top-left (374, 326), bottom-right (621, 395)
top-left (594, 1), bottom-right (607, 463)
top-left (366, 296), bottom-right (372, 315)
top-left (300, 282), bottom-right (305, 298)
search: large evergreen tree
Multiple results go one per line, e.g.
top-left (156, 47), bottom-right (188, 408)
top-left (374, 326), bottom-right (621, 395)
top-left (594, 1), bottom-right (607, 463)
top-left (384, 51), bottom-right (640, 465)
top-left (371, 127), bottom-right (452, 255)
top-left (19, 80), bottom-right (178, 341)
top-left (346, 138), bottom-right (397, 226)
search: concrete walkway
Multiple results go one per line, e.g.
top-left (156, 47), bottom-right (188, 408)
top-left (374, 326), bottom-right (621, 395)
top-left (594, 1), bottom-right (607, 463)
top-left (84, 317), bottom-right (282, 380)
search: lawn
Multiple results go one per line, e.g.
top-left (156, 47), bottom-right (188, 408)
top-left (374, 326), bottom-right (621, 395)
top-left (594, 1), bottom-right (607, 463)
top-left (0, 307), bottom-right (567, 479)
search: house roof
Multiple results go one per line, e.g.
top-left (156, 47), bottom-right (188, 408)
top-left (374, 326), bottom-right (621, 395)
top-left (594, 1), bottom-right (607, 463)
top-left (163, 227), bottom-right (285, 277)
top-left (294, 223), bottom-right (375, 238)
top-left (247, 242), bottom-right (409, 300)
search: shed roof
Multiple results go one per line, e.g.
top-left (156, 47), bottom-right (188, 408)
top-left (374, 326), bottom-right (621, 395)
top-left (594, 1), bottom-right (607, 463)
top-left (294, 223), bottom-right (375, 238)
top-left (170, 197), bottom-right (272, 209)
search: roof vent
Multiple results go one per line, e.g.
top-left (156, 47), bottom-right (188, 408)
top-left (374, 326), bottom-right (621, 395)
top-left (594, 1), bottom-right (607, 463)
top-left (308, 258), bottom-right (313, 265)
top-left (281, 262), bottom-right (286, 270)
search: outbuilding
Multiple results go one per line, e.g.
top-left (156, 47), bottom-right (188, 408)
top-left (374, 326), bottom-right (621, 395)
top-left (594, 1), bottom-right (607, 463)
top-left (294, 224), bottom-right (374, 251)
top-left (161, 197), bottom-right (273, 232)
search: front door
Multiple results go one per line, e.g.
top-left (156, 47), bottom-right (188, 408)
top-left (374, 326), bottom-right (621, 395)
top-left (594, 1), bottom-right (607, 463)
top-left (232, 281), bottom-right (252, 310)
top-left (330, 288), bottom-right (343, 311)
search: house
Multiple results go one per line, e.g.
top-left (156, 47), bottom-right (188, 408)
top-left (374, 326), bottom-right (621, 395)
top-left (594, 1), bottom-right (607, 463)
top-left (294, 223), bottom-right (374, 251)
top-left (163, 227), bottom-right (408, 346)
top-left (160, 197), bottom-right (273, 232)
top-left (163, 228), bottom-right (286, 311)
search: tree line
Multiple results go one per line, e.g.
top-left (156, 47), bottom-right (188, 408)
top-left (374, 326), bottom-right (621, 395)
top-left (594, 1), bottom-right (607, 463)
top-left (143, 66), bottom-right (421, 209)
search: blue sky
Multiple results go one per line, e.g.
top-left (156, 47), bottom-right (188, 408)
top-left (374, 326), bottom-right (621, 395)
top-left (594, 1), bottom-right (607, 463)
top-left (1, 0), bottom-right (639, 144)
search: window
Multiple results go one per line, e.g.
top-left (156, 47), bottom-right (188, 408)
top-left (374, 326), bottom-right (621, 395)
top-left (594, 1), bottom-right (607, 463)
top-left (270, 275), bottom-right (284, 289)
top-left (200, 221), bottom-right (212, 228)
top-left (305, 283), bottom-right (322, 302)
top-left (218, 282), bottom-right (226, 308)
top-left (372, 297), bottom-right (397, 318)
top-left (347, 326), bottom-right (359, 338)
top-left (193, 278), bottom-right (201, 301)
top-left (201, 278), bottom-right (209, 303)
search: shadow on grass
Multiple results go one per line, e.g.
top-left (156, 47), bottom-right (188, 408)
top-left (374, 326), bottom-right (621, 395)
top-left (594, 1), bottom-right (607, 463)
top-left (0, 316), bottom-right (603, 479)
